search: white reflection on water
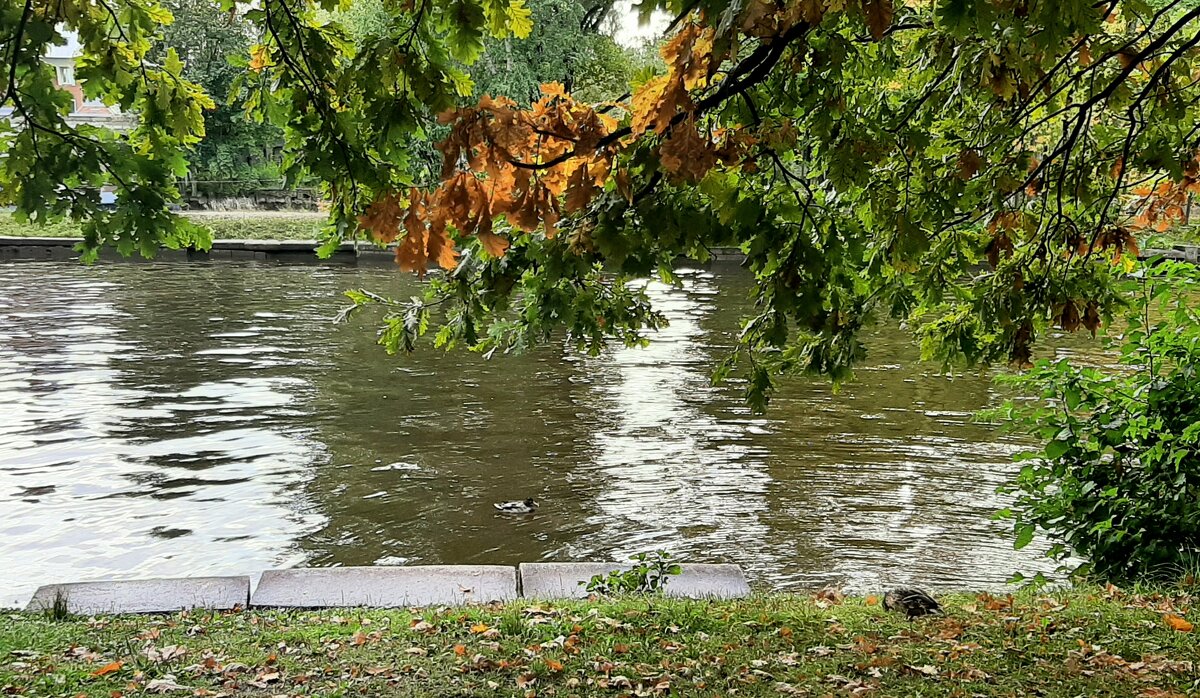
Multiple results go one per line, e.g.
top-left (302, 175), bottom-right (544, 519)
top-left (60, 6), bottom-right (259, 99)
top-left (574, 271), bottom-right (774, 564)
top-left (0, 269), bottom-right (325, 607)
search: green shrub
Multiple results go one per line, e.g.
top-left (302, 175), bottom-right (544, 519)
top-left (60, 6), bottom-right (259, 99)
top-left (997, 260), bottom-right (1200, 583)
top-left (581, 552), bottom-right (683, 596)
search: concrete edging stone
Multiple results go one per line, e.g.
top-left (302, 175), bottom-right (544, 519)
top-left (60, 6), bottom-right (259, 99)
top-left (249, 565), bottom-right (519, 608)
top-left (25, 576), bottom-right (250, 615)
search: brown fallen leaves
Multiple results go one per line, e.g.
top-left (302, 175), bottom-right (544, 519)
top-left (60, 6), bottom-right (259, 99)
top-left (24, 591), bottom-right (1199, 698)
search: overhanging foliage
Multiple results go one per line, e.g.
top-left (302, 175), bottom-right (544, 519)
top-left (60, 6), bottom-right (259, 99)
top-left (3, 0), bottom-right (1200, 407)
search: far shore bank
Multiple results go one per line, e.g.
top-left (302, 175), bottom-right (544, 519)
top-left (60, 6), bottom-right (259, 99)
top-left (2, 211), bottom-right (1198, 266)
top-left (0, 210), bottom-right (326, 242)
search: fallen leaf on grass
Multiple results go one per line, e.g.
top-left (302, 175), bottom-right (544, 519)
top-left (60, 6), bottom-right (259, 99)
top-left (246, 671), bottom-right (280, 688)
top-left (411, 620), bottom-right (434, 633)
top-left (405, 647), bottom-right (428, 656)
top-left (865, 595), bottom-right (879, 606)
top-left (67, 646), bottom-right (101, 661)
top-left (852, 636), bottom-right (879, 654)
top-left (816, 587), bottom-right (844, 605)
top-left (977, 592), bottom-right (1014, 612)
top-left (905, 664), bottom-right (939, 677)
top-left (91, 661), bottom-right (123, 677)
top-left (453, 644), bottom-right (467, 656)
top-left (145, 675), bottom-right (189, 693)
top-left (350, 630), bottom-right (368, 646)
top-left (599, 675), bottom-right (632, 689)
top-left (143, 644), bottom-right (186, 663)
top-left (545, 658), bottom-right (564, 672)
top-left (470, 623), bottom-right (490, 634)
top-left (1163, 614), bottom-right (1193, 632)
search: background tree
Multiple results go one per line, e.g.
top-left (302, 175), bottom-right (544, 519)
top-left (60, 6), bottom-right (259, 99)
top-left (155, 0), bottom-right (284, 189)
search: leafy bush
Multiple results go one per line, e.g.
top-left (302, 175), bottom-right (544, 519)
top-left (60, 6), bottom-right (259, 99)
top-left (997, 260), bottom-right (1200, 583)
top-left (581, 552), bottom-right (683, 595)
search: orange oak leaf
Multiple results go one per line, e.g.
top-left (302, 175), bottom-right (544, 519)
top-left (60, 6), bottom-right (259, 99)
top-left (92, 661), bottom-right (123, 677)
top-left (631, 74), bottom-right (692, 137)
top-left (477, 231), bottom-right (510, 257)
top-left (1164, 614), bottom-right (1193, 632)
top-left (565, 162), bottom-right (596, 214)
top-left (740, 0), bottom-right (779, 37)
top-left (662, 22), bottom-right (717, 90)
top-left (1078, 42), bottom-right (1093, 66)
top-left (659, 117), bottom-right (717, 183)
top-left (957, 149), bottom-right (983, 181)
top-left (862, 0), bottom-right (894, 41)
top-left (358, 191), bottom-right (405, 243)
top-left (791, 0), bottom-right (827, 25)
top-left (615, 168), bottom-right (634, 203)
top-left (395, 188), bottom-right (436, 276)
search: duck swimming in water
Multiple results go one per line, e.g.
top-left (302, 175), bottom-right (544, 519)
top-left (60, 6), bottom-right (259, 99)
top-left (493, 498), bottom-right (538, 514)
top-left (883, 587), bottom-right (942, 619)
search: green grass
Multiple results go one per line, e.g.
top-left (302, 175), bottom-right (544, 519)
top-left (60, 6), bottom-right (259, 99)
top-left (0, 212), bottom-right (326, 241)
top-left (1, 588), bottom-right (1197, 696)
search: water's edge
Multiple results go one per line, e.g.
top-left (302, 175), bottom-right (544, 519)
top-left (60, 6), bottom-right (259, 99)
top-left (0, 237), bottom-right (749, 266)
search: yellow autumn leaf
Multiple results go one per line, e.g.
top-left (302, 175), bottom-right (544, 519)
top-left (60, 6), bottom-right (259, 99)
top-left (248, 45), bottom-right (270, 73)
top-left (506, 0), bottom-right (533, 38)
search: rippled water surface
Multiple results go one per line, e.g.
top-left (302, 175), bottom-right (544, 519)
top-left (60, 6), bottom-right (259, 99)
top-left (0, 261), bottom-right (1064, 606)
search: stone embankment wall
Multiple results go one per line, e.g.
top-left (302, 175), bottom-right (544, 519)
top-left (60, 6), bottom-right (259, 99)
top-left (0, 237), bottom-right (749, 266)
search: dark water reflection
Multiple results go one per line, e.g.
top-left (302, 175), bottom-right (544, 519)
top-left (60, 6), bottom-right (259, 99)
top-left (0, 261), bottom-right (1076, 606)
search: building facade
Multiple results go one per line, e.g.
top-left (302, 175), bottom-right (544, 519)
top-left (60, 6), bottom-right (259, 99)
top-left (43, 33), bottom-right (136, 131)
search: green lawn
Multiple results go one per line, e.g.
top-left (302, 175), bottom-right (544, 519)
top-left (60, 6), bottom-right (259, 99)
top-left (1, 588), bottom-right (1197, 697)
top-left (0, 212), bottom-right (326, 242)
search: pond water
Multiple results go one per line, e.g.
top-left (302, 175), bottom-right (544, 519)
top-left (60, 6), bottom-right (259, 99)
top-left (0, 261), bottom-right (1070, 607)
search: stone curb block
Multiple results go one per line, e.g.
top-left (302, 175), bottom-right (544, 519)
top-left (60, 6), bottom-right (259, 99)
top-left (25, 577), bottom-right (250, 615)
top-left (519, 563), bottom-right (750, 600)
top-left (250, 566), bottom-right (519, 608)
